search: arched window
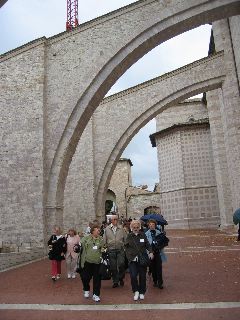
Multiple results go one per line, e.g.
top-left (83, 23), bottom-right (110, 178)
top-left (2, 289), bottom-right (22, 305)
top-left (144, 206), bottom-right (161, 215)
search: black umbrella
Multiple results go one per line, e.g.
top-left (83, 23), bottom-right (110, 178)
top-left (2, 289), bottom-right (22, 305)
top-left (140, 213), bottom-right (168, 225)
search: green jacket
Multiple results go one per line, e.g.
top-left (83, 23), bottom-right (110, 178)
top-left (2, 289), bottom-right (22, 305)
top-left (80, 234), bottom-right (103, 268)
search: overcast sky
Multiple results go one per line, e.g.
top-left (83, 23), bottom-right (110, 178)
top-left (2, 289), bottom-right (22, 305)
top-left (0, 0), bottom-right (212, 190)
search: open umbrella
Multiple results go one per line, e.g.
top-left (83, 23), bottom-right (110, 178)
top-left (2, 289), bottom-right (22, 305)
top-left (140, 213), bottom-right (168, 225)
top-left (233, 208), bottom-right (240, 225)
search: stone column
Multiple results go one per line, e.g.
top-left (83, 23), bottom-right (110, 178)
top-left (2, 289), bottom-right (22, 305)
top-left (213, 19), bottom-right (240, 213)
top-left (207, 89), bottom-right (233, 226)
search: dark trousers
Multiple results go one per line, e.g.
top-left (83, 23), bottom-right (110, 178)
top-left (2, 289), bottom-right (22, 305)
top-left (151, 252), bottom-right (163, 285)
top-left (81, 262), bottom-right (101, 296)
top-left (108, 249), bottom-right (126, 284)
top-left (129, 261), bottom-right (147, 294)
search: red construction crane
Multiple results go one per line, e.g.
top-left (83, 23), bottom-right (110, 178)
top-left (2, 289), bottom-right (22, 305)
top-left (66, 0), bottom-right (79, 31)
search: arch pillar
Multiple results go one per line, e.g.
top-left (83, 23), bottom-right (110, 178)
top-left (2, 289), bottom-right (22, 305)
top-left (207, 89), bottom-right (232, 226)
top-left (213, 19), bottom-right (240, 213)
top-left (44, 206), bottom-right (64, 238)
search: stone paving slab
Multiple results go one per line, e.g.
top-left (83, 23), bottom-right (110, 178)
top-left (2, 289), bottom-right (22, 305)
top-left (0, 229), bottom-right (239, 320)
top-left (1, 307), bottom-right (240, 320)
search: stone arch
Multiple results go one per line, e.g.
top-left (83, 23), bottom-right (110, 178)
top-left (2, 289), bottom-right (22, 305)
top-left (96, 55), bottom-right (225, 217)
top-left (46, 0), bottom-right (240, 229)
top-left (106, 189), bottom-right (116, 203)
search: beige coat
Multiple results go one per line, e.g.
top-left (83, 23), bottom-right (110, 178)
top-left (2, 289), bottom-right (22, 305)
top-left (103, 225), bottom-right (127, 251)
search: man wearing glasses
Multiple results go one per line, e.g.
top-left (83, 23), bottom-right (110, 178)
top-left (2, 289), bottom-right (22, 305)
top-left (103, 215), bottom-right (127, 288)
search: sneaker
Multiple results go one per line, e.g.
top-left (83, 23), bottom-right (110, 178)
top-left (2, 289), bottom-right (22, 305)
top-left (139, 294), bottom-right (145, 300)
top-left (51, 276), bottom-right (56, 281)
top-left (56, 274), bottom-right (60, 280)
top-left (67, 274), bottom-right (71, 279)
top-left (158, 284), bottom-right (163, 289)
top-left (133, 291), bottom-right (139, 301)
top-left (92, 294), bottom-right (100, 302)
top-left (83, 291), bottom-right (90, 298)
top-left (112, 283), bottom-right (119, 288)
top-left (71, 274), bottom-right (76, 279)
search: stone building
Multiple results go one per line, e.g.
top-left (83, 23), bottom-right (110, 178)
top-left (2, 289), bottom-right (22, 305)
top-left (109, 99), bottom-right (220, 229)
top-left (0, 1), bottom-right (240, 269)
top-left (107, 158), bottom-right (161, 220)
top-left (107, 158), bottom-right (132, 217)
top-left (126, 185), bottom-right (161, 220)
top-left (151, 100), bottom-right (220, 228)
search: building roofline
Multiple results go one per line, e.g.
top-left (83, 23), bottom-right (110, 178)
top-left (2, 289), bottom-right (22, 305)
top-left (119, 158), bottom-right (133, 166)
top-left (150, 118), bottom-right (209, 147)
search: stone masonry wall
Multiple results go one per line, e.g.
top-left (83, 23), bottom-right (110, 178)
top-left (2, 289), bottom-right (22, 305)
top-left (156, 99), bottom-right (208, 131)
top-left (127, 193), bottom-right (161, 220)
top-left (0, 40), bottom-right (46, 247)
top-left (63, 119), bottom-right (96, 234)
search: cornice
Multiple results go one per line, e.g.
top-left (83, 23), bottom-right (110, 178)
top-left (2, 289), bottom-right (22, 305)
top-left (0, 0), bottom-right (154, 59)
top-left (101, 52), bottom-right (224, 105)
top-left (150, 118), bottom-right (210, 147)
top-left (0, 37), bottom-right (47, 62)
top-left (47, 0), bottom-right (156, 46)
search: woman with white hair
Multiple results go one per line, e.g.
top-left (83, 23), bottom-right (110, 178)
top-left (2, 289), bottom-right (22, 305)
top-left (124, 219), bottom-right (154, 301)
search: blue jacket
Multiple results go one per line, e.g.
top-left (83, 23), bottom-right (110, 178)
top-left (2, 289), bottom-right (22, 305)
top-left (145, 229), bottom-right (167, 262)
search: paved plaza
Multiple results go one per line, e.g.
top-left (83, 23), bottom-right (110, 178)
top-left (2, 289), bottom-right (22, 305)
top-left (0, 229), bottom-right (239, 320)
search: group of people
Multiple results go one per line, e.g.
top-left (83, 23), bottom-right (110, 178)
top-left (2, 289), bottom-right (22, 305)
top-left (47, 227), bottom-right (80, 280)
top-left (47, 215), bottom-right (167, 302)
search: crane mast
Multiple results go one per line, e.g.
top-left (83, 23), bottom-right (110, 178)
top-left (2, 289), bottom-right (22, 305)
top-left (66, 0), bottom-right (79, 31)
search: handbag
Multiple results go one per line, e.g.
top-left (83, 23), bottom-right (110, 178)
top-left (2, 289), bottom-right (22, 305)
top-left (48, 250), bottom-right (53, 260)
top-left (155, 232), bottom-right (169, 250)
top-left (73, 243), bottom-right (81, 253)
top-left (138, 251), bottom-right (150, 267)
top-left (99, 262), bottom-right (111, 280)
top-left (75, 248), bottom-right (83, 274)
top-left (99, 251), bottom-right (111, 280)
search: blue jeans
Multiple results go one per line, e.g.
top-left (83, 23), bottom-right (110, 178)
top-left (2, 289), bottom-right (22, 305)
top-left (129, 261), bottom-right (147, 294)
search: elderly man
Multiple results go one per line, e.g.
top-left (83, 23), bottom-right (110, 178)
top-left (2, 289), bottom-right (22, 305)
top-left (103, 215), bottom-right (127, 288)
